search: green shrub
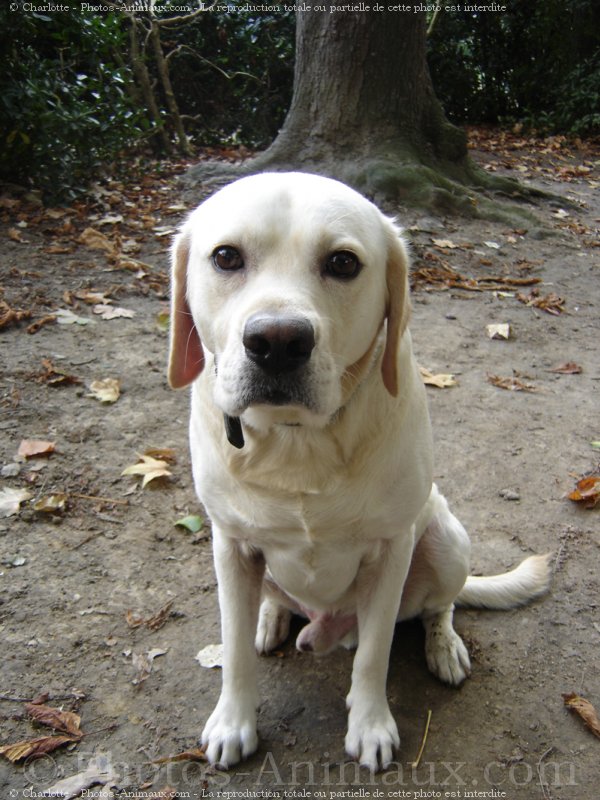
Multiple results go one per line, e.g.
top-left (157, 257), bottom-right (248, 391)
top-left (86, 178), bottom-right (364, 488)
top-left (166, 10), bottom-right (295, 147)
top-left (0, 7), bottom-right (148, 202)
top-left (427, 0), bottom-right (600, 135)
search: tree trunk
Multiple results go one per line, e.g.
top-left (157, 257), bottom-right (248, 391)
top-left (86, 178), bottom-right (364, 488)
top-left (270, 12), bottom-right (465, 166)
top-left (149, 19), bottom-right (193, 157)
top-left (129, 18), bottom-right (172, 155)
top-left (187, 10), bottom-right (546, 218)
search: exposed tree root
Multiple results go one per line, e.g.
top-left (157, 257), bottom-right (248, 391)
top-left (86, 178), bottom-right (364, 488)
top-left (182, 143), bottom-right (571, 226)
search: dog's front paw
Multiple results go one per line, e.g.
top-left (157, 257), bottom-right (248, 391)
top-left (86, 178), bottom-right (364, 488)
top-left (345, 699), bottom-right (399, 771)
top-left (201, 695), bottom-right (258, 768)
top-left (425, 626), bottom-right (471, 686)
top-left (255, 598), bottom-right (291, 654)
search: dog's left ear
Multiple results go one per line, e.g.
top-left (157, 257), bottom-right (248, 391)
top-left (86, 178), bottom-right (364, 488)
top-left (381, 222), bottom-right (411, 397)
top-left (168, 229), bottom-right (205, 389)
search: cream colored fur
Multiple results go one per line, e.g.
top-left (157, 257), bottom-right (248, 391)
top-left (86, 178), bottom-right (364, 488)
top-left (168, 172), bottom-right (551, 771)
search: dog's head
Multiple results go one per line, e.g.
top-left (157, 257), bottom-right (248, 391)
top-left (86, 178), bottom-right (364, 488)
top-left (168, 172), bottom-right (410, 435)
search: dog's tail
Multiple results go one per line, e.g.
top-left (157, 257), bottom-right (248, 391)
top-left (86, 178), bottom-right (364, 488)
top-left (456, 554), bottom-right (552, 610)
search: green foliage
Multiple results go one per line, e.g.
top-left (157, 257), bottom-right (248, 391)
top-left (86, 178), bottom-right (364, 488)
top-left (0, 6), bottom-right (148, 202)
top-left (428, 0), bottom-right (600, 135)
top-left (165, 9), bottom-right (295, 147)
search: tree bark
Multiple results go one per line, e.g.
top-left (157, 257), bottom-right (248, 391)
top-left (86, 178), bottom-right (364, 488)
top-left (148, 19), bottom-right (193, 157)
top-left (186, 10), bottom-right (546, 218)
top-left (128, 18), bottom-right (172, 154)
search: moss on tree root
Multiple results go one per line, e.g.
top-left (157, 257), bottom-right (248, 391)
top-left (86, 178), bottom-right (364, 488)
top-left (183, 147), bottom-right (564, 226)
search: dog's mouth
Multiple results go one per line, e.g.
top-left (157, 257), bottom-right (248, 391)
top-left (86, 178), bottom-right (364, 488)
top-left (240, 368), bottom-right (316, 413)
top-left (253, 387), bottom-right (295, 406)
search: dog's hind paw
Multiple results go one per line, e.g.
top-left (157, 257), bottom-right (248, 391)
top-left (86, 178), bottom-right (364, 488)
top-left (255, 597), bottom-right (291, 654)
top-left (424, 611), bottom-right (471, 686)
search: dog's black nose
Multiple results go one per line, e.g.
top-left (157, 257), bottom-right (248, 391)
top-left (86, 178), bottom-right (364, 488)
top-left (243, 313), bottom-right (315, 374)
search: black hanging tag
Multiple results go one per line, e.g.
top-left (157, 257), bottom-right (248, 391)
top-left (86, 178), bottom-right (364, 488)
top-left (224, 414), bottom-right (245, 449)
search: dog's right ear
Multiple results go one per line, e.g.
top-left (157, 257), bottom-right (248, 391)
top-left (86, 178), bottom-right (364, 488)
top-left (168, 230), bottom-right (205, 389)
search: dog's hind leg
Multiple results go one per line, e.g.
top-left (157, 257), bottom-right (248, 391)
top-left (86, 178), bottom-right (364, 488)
top-left (400, 485), bottom-right (472, 685)
top-left (255, 572), bottom-right (298, 654)
top-left (422, 605), bottom-right (471, 685)
top-left (255, 596), bottom-right (292, 654)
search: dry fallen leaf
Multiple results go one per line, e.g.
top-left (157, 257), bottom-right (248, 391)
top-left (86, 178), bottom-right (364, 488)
top-left (25, 703), bottom-right (82, 737)
top-left (486, 323), bottom-right (511, 340)
top-left (562, 693), bottom-right (600, 738)
top-left (568, 474), bottom-right (600, 509)
top-left (36, 358), bottom-right (81, 387)
top-left (153, 748), bottom-right (207, 765)
top-left (33, 493), bottom-right (68, 514)
top-left (548, 362), bottom-right (582, 374)
top-left (75, 290), bottom-right (113, 306)
top-left (88, 378), bottom-right (121, 404)
top-left (0, 734), bottom-right (77, 763)
top-left (432, 238), bottom-right (459, 249)
top-left (8, 227), bottom-right (26, 243)
top-left (517, 289), bottom-right (566, 316)
top-left (419, 366), bottom-right (457, 389)
top-left (0, 487), bottom-right (32, 517)
top-left (55, 308), bottom-right (94, 326)
top-left (487, 374), bottom-right (538, 393)
top-left (0, 299), bottom-right (32, 329)
top-left (196, 643), bottom-right (224, 669)
top-left (78, 227), bottom-right (117, 254)
top-left (144, 447), bottom-right (177, 463)
top-left (41, 754), bottom-right (118, 799)
top-left (131, 648), bottom-right (167, 686)
top-left (126, 599), bottom-right (174, 632)
top-left (27, 314), bottom-right (57, 334)
top-left (18, 439), bottom-right (56, 459)
top-left (92, 304), bottom-right (135, 320)
top-left (121, 454), bottom-right (172, 488)
top-left (0, 703), bottom-right (83, 763)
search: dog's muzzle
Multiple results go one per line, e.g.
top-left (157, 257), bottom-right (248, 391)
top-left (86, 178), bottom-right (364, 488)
top-left (224, 313), bottom-right (316, 449)
top-left (243, 313), bottom-right (315, 374)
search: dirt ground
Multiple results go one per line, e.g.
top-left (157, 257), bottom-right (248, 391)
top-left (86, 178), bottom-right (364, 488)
top-left (1, 134), bottom-right (599, 800)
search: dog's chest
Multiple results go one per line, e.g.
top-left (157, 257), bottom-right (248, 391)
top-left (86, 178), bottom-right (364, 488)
top-left (208, 479), bottom-right (387, 608)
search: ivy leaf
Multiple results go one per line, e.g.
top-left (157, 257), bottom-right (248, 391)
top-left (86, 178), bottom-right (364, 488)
top-left (174, 514), bottom-right (204, 533)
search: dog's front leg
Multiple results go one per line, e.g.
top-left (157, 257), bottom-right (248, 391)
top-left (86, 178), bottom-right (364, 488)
top-left (201, 528), bottom-right (264, 767)
top-left (345, 530), bottom-right (414, 771)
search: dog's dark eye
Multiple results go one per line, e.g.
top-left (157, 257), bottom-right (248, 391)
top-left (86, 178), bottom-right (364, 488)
top-left (324, 251), bottom-right (361, 280)
top-left (212, 246), bottom-right (244, 271)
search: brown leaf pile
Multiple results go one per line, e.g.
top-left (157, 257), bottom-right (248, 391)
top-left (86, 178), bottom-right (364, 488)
top-left (516, 288), bottom-right (566, 315)
top-left (411, 254), bottom-right (541, 294)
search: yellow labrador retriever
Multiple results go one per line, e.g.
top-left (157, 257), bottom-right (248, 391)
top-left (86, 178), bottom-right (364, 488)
top-left (168, 172), bottom-right (550, 771)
